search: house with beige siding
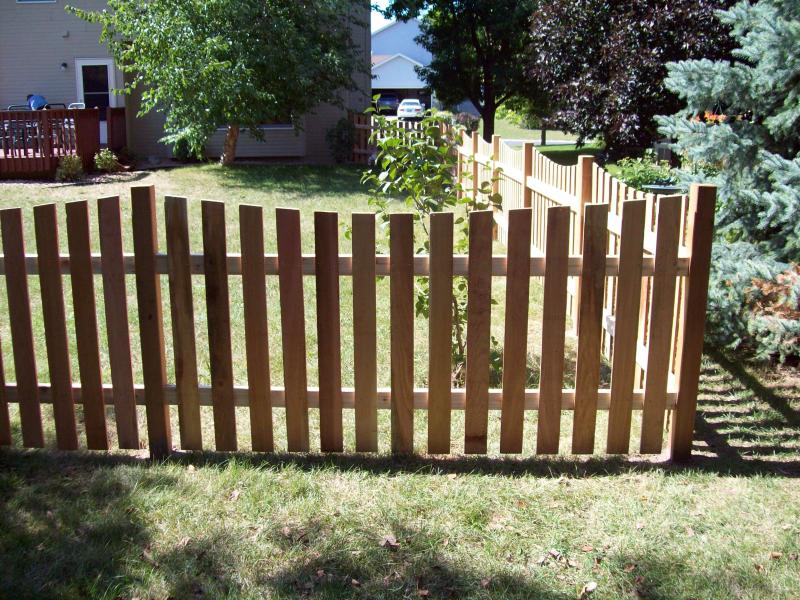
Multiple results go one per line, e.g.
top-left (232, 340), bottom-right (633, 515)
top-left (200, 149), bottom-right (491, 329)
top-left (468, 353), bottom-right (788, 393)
top-left (0, 0), bottom-right (370, 162)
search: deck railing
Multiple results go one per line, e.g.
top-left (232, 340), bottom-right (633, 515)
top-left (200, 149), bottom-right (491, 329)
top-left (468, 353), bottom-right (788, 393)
top-left (0, 108), bottom-right (101, 178)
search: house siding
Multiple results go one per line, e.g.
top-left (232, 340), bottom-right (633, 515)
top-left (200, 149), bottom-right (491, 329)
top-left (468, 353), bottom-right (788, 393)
top-left (372, 20), bottom-right (430, 65)
top-left (0, 0), bottom-right (371, 162)
top-left (0, 0), bottom-right (117, 109)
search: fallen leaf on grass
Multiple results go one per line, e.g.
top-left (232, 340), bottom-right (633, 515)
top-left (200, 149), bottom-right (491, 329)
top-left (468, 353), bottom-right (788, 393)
top-left (754, 563), bottom-right (765, 572)
top-left (789, 553), bottom-right (798, 561)
top-left (417, 589), bottom-right (429, 596)
top-left (685, 526), bottom-right (695, 537)
top-left (228, 489), bottom-right (240, 502)
top-left (351, 579), bottom-right (360, 587)
top-left (380, 535), bottom-right (400, 550)
top-left (480, 578), bottom-right (491, 588)
top-left (142, 548), bottom-right (158, 567)
top-left (578, 581), bottom-right (597, 598)
top-left (624, 563), bottom-right (637, 573)
top-left (635, 522), bottom-right (645, 530)
top-left (176, 536), bottom-right (192, 549)
top-left (770, 552), bottom-right (783, 560)
top-left (447, 473), bottom-right (457, 480)
top-left (581, 545), bottom-right (594, 553)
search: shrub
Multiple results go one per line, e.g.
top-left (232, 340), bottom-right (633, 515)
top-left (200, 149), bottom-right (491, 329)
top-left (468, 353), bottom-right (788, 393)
top-left (453, 112), bottom-right (480, 133)
top-left (615, 150), bottom-right (676, 190)
top-left (363, 108), bottom-right (503, 384)
top-left (325, 117), bottom-right (356, 164)
top-left (55, 155), bottom-right (84, 182)
top-left (94, 148), bottom-right (121, 173)
top-left (172, 135), bottom-right (203, 162)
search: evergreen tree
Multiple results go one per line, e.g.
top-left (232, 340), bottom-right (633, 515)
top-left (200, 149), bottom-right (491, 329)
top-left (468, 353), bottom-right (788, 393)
top-left (657, 0), bottom-right (800, 361)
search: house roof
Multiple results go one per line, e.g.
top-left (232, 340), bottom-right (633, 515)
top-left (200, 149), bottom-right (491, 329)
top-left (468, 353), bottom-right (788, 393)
top-left (371, 53), bottom-right (424, 70)
top-left (371, 54), bottom-right (393, 66)
top-left (372, 18), bottom-right (419, 36)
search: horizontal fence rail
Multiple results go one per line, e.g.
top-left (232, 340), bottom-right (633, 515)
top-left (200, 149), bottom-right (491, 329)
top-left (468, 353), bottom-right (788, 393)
top-left (0, 181), bottom-right (715, 460)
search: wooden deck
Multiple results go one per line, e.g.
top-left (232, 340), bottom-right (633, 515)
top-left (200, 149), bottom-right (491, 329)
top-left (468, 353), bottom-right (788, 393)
top-left (0, 108), bottom-right (101, 179)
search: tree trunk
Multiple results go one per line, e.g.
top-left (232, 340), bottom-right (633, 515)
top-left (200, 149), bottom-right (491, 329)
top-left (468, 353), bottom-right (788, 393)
top-left (540, 128), bottom-right (547, 147)
top-left (220, 124), bottom-right (239, 166)
top-left (481, 107), bottom-right (495, 143)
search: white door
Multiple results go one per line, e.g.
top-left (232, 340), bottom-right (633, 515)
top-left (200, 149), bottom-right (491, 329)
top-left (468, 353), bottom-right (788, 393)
top-left (75, 59), bottom-right (117, 144)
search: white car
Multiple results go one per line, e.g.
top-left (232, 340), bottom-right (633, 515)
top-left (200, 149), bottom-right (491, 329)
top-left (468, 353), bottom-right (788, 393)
top-left (397, 99), bottom-right (424, 120)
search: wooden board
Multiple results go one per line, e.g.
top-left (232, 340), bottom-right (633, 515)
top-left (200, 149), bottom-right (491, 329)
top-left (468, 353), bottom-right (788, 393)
top-left (536, 205), bottom-right (571, 454)
top-left (464, 210), bottom-right (494, 454)
top-left (240, 204), bottom-right (273, 452)
top-left (165, 196), bottom-right (202, 450)
top-left (202, 200), bottom-right (236, 451)
top-left (640, 196), bottom-right (681, 453)
top-left (499, 208), bottom-right (532, 453)
top-left (131, 186), bottom-right (172, 458)
top-left (98, 196), bottom-right (139, 449)
top-left (276, 208), bottom-right (309, 452)
top-left (606, 200), bottom-right (646, 454)
top-left (314, 211), bottom-right (343, 452)
top-left (427, 212), bottom-right (453, 454)
top-left (34, 203), bottom-right (78, 450)
top-left (571, 203), bottom-right (608, 453)
top-left (66, 200), bottom-right (108, 450)
top-left (1, 208), bottom-right (44, 447)
top-left (670, 185), bottom-right (716, 461)
top-left (0, 339), bottom-right (9, 446)
top-left (352, 213), bottom-right (378, 452)
top-left (390, 213), bottom-right (414, 454)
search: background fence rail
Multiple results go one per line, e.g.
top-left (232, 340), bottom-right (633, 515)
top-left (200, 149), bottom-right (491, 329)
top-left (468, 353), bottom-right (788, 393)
top-left (0, 174), bottom-right (714, 460)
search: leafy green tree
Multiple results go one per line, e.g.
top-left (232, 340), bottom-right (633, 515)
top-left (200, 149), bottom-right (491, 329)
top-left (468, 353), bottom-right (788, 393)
top-left (362, 108), bottom-right (504, 383)
top-left (70, 0), bottom-right (365, 164)
top-left (529, 0), bottom-right (735, 159)
top-left (384, 0), bottom-right (547, 142)
top-left (657, 0), bottom-right (800, 361)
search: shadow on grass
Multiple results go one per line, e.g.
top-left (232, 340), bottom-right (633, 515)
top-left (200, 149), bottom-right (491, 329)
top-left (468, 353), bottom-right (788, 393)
top-left (0, 451), bottom-right (166, 597)
top-left (261, 519), bottom-right (568, 599)
top-left (0, 451), bottom-right (569, 599)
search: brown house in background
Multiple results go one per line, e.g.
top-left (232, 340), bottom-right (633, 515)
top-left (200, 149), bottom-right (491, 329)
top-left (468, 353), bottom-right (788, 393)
top-left (0, 0), bottom-right (371, 163)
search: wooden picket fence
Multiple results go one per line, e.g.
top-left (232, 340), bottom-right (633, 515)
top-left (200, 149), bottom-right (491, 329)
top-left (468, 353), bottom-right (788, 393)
top-left (0, 171), bottom-right (714, 460)
top-left (454, 131), bottom-right (716, 458)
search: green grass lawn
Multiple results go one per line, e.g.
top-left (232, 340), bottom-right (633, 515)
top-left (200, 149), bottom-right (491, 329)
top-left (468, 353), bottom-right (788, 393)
top-left (0, 352), bottom-right (798, 599)
top-left (489, 118), bottom-right (578, 144)
top-left (1, 165), bottom-right (799, 599)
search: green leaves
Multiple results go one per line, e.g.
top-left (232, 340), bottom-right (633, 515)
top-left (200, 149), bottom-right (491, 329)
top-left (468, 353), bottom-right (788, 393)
top-left (362, 109), bottom-right (505, 383)
top-left (69, 0), bottom-right (364, 157)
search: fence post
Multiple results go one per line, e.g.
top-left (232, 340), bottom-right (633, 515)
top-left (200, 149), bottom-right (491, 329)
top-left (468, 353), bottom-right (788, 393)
top-left (74, 109), bottom-right (100, 172)
top-left (522, 142), bottom-right (533, 208)
top-left (669, 184), bottom-right (716, 462)
top-left (471, 130), bottom-right (479, 201)
top-left (131, 185), bottom-right (172, 459)
top-left (491, 134), bottom-right (501, 195)
top-left (572, 155), bottom-right (595, 327)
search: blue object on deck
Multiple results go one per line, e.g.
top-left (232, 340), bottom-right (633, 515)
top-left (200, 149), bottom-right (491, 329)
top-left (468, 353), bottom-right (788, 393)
top-left (27, 94), bottom-right (47, 110)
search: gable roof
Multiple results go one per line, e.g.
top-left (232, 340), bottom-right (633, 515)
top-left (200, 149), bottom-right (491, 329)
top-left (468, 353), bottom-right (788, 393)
top-left (371, 53), bottom-right (424, 70)
top-left (372, 18), bottom-right (419, 37)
